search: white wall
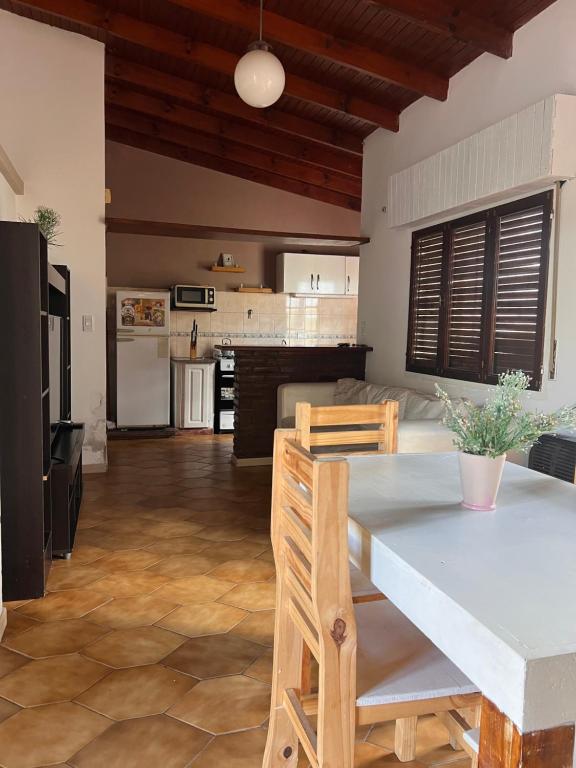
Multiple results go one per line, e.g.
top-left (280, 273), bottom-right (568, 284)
top-left (359, 0), bottom-right (576, 418)
top-left (0, 10), bottom-right (107, 466)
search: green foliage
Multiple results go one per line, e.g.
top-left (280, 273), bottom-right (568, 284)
top-left (435, 371), bottom-right (576, 458)
top-left (21, 206), bottom-right (62, 247)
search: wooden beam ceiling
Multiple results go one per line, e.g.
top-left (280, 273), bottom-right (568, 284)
top-left (168, 0), bottom-right (448, 100)
top-left (13, 0), bottom-right (400, 128)
top-left (366, 1), bottom-right (514, 58)
top-left (105, 105), bottom-right (362, 197)
top-left (105, 56), bottom-right (365, 154)
top-left (106, 125), bottom-right (361, 210)
top-left (106, 84), bottom-right (362, 177)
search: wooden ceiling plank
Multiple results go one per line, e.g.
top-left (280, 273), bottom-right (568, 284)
top-left (168, 0), bottom-right (448, 99)
top-left (12, 0), bottom-right (399, 128)
top-left (106, 82), bottom-right (362, 177)
top-left (366, 0), bottom-right (513, 58)
top-left (105, 217), bottom-right (369, 247)
top-left (105, 125), bottom-right (361, 210)
top-left (105, 105), bottom-right (362, 197)
top-left (106, 55), bottom-right (364, 154)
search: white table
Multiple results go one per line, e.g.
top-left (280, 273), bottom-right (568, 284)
top-left (347, 452), bottom-right (576, 765)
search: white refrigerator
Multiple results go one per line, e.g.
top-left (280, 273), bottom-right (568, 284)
top-left (116, 290), bottom-right (171, 428)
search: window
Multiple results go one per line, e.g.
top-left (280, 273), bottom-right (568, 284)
top-left (406, 191), bottom-right (553, 390)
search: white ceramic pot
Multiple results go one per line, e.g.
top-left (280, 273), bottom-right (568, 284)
top-left (459, 452), bottom-right (506, 511)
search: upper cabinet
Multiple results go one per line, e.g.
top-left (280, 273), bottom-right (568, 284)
top-left (276, 253), bottom-right (359, 296)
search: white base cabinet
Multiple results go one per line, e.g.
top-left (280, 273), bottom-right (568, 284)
top-left (276, 252), bottom-right (359, 295)
top-left (171, 360), bottom-right (215, 429)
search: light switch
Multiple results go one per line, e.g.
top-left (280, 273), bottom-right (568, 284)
top-left (82, 314), bottom-right (94, 332)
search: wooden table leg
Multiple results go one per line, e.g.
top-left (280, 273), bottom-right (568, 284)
top-left (479, 698), bottom-right (574, 768)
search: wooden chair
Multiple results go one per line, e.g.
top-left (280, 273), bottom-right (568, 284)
top-left (263, 431), bottom-right (481, 767)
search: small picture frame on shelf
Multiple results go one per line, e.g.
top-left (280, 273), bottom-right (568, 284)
top-left (220, 253), bottom-right (235, 267)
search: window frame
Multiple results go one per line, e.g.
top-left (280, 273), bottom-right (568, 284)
top-left (406, 190), bottom-right (554, 391)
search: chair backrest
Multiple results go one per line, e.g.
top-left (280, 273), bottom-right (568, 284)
top-left (294, 400), bottom-right (399, 455)
top-left (270, 429), bottom-right (356, 765)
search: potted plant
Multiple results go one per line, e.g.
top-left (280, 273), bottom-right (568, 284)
top-left (21, 206), bottom-right (62, 247)
top-left (436, 371), bottom-right (576, 511)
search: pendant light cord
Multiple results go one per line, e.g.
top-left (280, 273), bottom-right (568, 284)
top-left (259, 0), bottom-right (263, 42)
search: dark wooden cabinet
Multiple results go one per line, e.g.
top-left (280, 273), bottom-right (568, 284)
top-left (51, 424), bottom-right (84, 557)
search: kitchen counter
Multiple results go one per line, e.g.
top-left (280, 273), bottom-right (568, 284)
top-left (220, 345), bottom-right (372, 463)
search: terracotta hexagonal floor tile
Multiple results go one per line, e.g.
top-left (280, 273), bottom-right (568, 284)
top-left (69, 714), bottom-right (210, 768)
top-left (0, 697), bottom-right (19, 724)
top-left (202, 539), bottom-right (270, 561)
top-left (144, 520), bottom-right (204, 539)
top-left (167, 674), bottom-right (270, 734)
top-left (94, 549), bottom-right (164, 572)
top-left (208, 559), bottom-right (275, 583)
top-left (82, 626), bottom-right (186, 668)
top-left (157, 603), bottom-right (246, 637)
top-left (16, 589), bottom-right (111, 621)
top-left (0, 647), bottom-right (28, 679)
top-left (194, 525), bottom-right (252, 542)
top-left (145, 535), bottom-right (211, 556)
top-left (2, 612), bottom-right (39, 643)
top-left (230, 610), bottom-right (275, 647)
top-left (0, 702), bottom-right (111, 768)
top-left (218, 582), bottom-right (276, 612)
top-left (4, 618), bottom-right (109, 658)
top-left (244, 648), bottom-right (273, 685)
top-left (139, 507), bottom-right (198, 522)
top-left (163, 634), bottom-right (264, 678)
top-left (46, 565), bottom-right (106, 592)
top-left (86, 595), bottom-right (177, 629)
top-left (55, 544), bottom-right (108, 565)
top-left (77, 529), bottom-right (157, 551)
top-left (148, 553), bottom-right (225, 579)
top-left (0, 654), bottom-right (109, 706)
top-left (76, 664), bottom-right (196, 720)
top-left (87, 571), bottom-right (170, 598)
top-left (153, 575), bottom-right (234, 605)
top-left (191, 727), bottom-right (268, 768)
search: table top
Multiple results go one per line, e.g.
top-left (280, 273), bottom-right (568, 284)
top-left (346, 452), bottom-right (576, 732)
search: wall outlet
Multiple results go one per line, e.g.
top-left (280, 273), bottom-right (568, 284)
top-left (82, 314), bottom-right (94, 332)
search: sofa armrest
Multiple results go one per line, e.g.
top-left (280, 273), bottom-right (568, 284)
top-left (277, 382), bottom-right (337, 426)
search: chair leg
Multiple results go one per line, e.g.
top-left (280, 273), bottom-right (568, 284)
top-left (395, 717), bottom-right (418, 762)
top-left (263, 580), bottom-right (302, 767)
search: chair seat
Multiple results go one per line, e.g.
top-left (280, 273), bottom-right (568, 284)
top-left (350, 562), bottom-right (382, 601)
top-left (355, 601), bottom-right (479, 707)
top-left (463, 727), bottom-right (480, 753)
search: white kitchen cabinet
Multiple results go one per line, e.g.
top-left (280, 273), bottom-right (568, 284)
top-left (345, 256), bottom-right (359, 295)
top-left (276, 253), bottom-right (347, 295)
top-left (171, 360), bottom-right (215, 429)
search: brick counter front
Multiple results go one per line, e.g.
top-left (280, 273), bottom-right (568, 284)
top-left (215, 346), bottom-right (372, 461)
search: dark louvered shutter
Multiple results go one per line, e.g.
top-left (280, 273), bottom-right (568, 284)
top-left (407, 229), bottom-right (444, 372)
top-left (490, 194), bottom-right (552, 389)
top-left (444, 219), bottom-right (487, 379)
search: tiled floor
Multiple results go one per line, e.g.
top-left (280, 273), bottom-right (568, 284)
top-left (0, 435), bottom-right (471, 767)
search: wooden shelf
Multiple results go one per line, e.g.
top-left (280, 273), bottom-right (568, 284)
top-left (210, 265), bottom-right (246, 273)
top-left (105, 218), bottom-right (368, 251)
top-left (236, 287), bottom-right (273, 293)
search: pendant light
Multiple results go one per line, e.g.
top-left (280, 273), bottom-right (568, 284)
top-left (234, 0), bottom-right (285, 108)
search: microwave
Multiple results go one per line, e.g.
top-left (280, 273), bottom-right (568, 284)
top-left (171, 285), bottom-right (216, 311)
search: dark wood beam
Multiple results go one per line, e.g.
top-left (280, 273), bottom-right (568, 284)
top-left (367, 0), bottom-right (513, 58)
top-left (106, 125), bottom-right (361, 211)
top-left (106, 83), bottom-right (362, 177)
top-left (105, 218), bottom-right (369, 248)
top-left (12, 0), bottom-right (399, 128)
top-left (105, 105), bottom-right (362, 197)
top-left (169, 0), bottom-right (448, 100)
top-left (106, 56), bottom-right (367, 154)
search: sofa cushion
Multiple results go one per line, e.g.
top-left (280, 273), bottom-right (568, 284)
top-left (334, 379), bottom-right (410, 420)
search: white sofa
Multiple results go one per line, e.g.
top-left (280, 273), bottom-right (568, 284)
top-left (277, 379), bottom-right (457, 454)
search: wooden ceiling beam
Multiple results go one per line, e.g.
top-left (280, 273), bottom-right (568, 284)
top-left (106, 56), bottom-right (365, 154)
top-left (366, 0), bottom-right (513, 58)
top-left (105, 105), bottom-right (362, 197)
top-left (169, 0), bottom-right (448, 100)
top-left (12, 0), bottom-right (399, 128)
top-left (106, 83), bottom-right (362, 177)
top-left (106, 125), bottom-right (361, 211)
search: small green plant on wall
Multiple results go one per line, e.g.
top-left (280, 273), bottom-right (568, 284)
top-left (21, 206), bottom-right (62, 247)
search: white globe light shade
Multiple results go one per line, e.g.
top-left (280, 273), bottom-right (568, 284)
top-left (234, 48), bottom-right (286, 108)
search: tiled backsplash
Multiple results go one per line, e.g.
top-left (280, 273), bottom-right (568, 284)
top-left (170, 292), bottom-right (358, 358)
